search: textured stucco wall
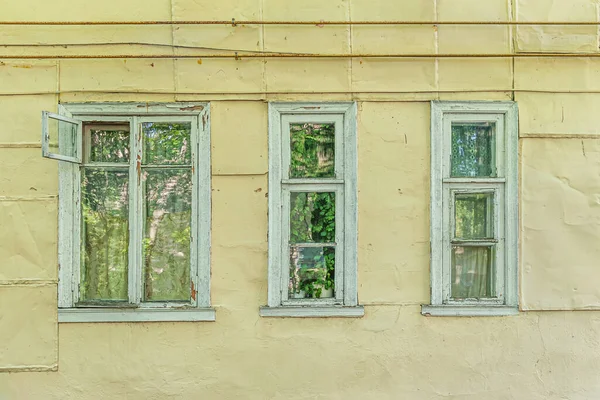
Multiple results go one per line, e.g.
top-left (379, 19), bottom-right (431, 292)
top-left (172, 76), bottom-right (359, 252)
top-left (1, 0), bottom-right (600, 398)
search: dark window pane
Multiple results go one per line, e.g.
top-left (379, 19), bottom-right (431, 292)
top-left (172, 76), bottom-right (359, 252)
top-left (142, 122), bottom-right (191, 165)
top-left (451, 246), bottom-right (495, 299)
top-left (80, 169), bottom-right (129, 302)
top-left (143, 168), bottom-right (192, 302)
top-left (454, 193), bottom-right (494, 240)
top-left (290, 192), bottom-right (335, 243)
top-left (290, 123), bottom-right (335, 178)
top-left (289, 246), bottom-right (335, 299)
top-left (451, 123), bottom-right (495, 177)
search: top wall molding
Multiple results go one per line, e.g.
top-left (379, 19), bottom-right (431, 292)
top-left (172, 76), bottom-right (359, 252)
top-left (1, 20), bottom-right (600, 26)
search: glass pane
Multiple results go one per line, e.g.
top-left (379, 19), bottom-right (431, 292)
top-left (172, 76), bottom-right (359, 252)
top-left (87, 124), bottom-right (130, 163)
top-left (290, 192), bottom-right (335, 243)
top-left (454, 192), bottom-right (494, 240)
top-left (451, 246), bottom-right (495, 299)
top-left (289, 246), bottom-right (335, 299)
top-left (47, 116), bottom-right (78, 159)
top-left (290, 123), bottom-right (335, 178)
top-left (142, 122), bottom-right (191, 165)
top-left (143, 168), bottom-right (192, 302)
top-left (80, 169), bottom-right (129, 302)
top-left (451, 123), bottom-right (495, 177)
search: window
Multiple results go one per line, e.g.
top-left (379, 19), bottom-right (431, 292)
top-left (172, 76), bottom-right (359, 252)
top-left (260, 103), bottom-right (363, 318)
top-left (42, 103), bottom-right (213, 322)
top-left (423, 101), bottom-right (519, 317)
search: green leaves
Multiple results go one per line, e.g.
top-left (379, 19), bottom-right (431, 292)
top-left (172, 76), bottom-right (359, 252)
top-left (142, 122), bottom-right (192, 165)
top-left (289, 123), bottom-right (335, 178)
top-left (289, 192), bottom-right (335, 244)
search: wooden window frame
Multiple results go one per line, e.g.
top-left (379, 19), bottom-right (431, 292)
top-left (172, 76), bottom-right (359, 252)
top-left (45, 103), bottom-right (214, 323)
top-left (260, 102), bottom-right (363, 318)
top-left (423, 101), bottom-right (519, 317)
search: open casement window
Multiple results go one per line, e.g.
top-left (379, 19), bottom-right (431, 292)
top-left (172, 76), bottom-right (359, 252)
top-left (423, 101), bottom-right (519, 317)
top-left (41, 106), bottom-right (83, 163)
top-left (42, 103), bottom-right (213, 323)
top-left (261, 103), bottom-right (363, 318)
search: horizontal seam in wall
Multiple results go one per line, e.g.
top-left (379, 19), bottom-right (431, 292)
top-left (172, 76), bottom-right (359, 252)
top-left (0, 195), bottom-right (57, 202)
top-left (213, 172), bottom-right (268, 177)
top-left (0, 365), bottom-right (58, 373)
top-left (0, 280), bottom-right (57, 286)
top-left (520, 134), bottom-right (600, 139)
top-left (521, 308), bottom-right (600, 312)
top-left (0, 142), bottom-right (41, 148)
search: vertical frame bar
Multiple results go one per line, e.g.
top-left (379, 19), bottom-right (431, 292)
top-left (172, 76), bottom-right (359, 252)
top-left (430, 102), bottom-right (444, 305)
top-left (196, 106), bottom-right (212, 308)
top-left (280, 189), bottom-right (291, 302)
top-left (504, 103), bottom-right (519, 307)
top-left (268, 105), bottom-right (284, 307)
top-left (334, 186), bottom-right (345, 303)
top-left (129, 116), bottom-right (143, 304)
top-left (342, 104), bottom-right (358, 306)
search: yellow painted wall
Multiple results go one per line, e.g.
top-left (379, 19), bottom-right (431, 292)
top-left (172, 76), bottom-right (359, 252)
top-left (2, 0), bottom-right (600, 398)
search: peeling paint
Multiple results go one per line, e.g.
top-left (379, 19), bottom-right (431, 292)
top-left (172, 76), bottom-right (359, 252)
top-left (179, 105), bottom-right (204, 111)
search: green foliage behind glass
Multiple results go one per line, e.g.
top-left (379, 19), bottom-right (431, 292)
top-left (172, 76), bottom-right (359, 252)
top-left (290, 123), bottom-right (335, 178)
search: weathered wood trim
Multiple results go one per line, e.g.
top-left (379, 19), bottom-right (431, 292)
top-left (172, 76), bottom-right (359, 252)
top-left (428, 101), bottom-right (519, 315)
top-left (266, 102), bottom-right (359, 312)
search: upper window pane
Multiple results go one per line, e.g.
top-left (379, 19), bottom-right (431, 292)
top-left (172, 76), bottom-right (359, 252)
top-left (142, 122), bottom-right (192, 165)
top-left (454, 192), bottom-right (494, 240)
top-left (290, 123), bottom-right (335, 178)
top-left (451, 122), bottom-right (495, 177)
top-left (86, 124), bottom-right (130, 163)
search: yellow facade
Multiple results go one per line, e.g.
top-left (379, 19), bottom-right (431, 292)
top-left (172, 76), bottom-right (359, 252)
top-left (1, 0), bottom-right (600, 398)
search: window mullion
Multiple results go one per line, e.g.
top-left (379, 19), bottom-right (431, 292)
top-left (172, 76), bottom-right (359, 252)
top-left (128, 116), bottom-right (143, 305)
top-left (335, 185), bottom-right (345, 303)
top-left (190, 116), bottom-right (200, 307)
top-left (281, 189), bottom-right (291, 302)
top-left (72, 163), bottom-right (82, 305)
top-left (442, 186), bottom-right (452, 302)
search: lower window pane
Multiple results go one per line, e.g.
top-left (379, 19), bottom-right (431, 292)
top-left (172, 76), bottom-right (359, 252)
top-left (451, 246), bottom-right (494, 299)
top-left (143, 169), bottom-right (192, 302)
top-left (81, 169), bottom-right (129, 302)
top-left (289, 246), bottom-right (335, 299)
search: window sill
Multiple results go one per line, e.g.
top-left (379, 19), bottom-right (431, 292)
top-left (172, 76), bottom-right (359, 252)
top-left (58, 307), bottom-right (216, 323)
top-left (421, 304), bottom-right (518, 317)
top-left (259, 305), bottom-right (364, 318)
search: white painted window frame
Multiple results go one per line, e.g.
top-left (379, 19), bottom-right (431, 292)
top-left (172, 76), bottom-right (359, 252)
top-left (44, 103), bottom-right (214, 323)
top-left (422, 101), bottom-right (519, 317)
top-left (260, 102), bottom-right (363, 318)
